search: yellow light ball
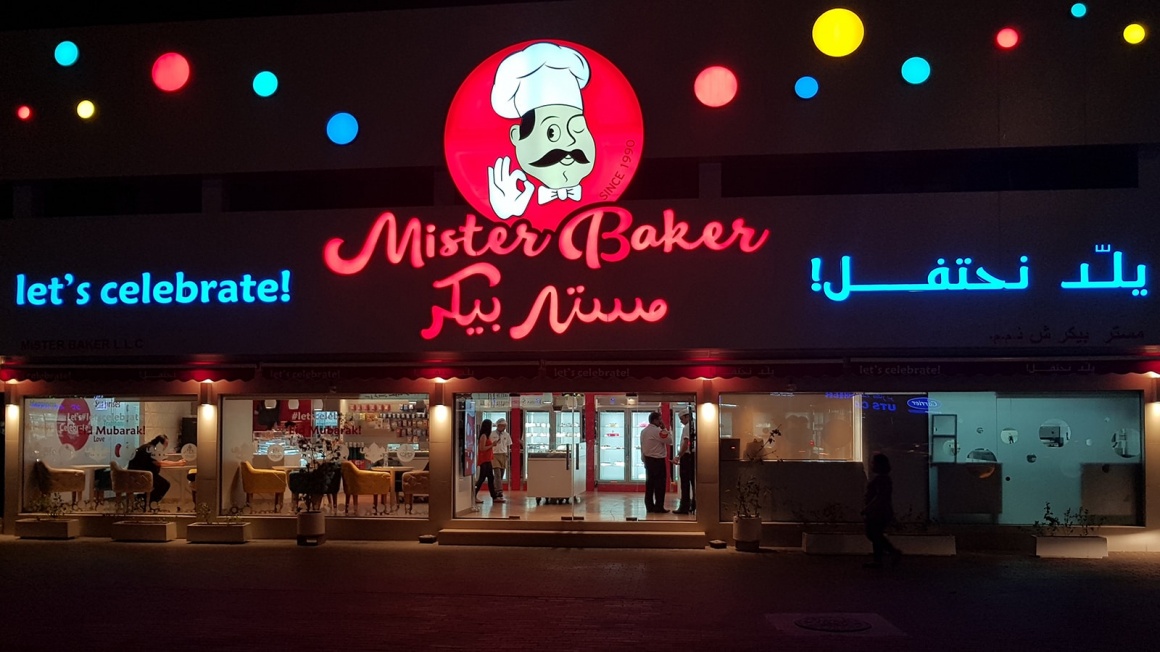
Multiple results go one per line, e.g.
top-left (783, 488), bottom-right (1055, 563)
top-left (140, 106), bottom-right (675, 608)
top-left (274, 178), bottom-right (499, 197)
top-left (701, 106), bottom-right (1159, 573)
top-left (1123, 23), bottom-right (1146, 45)
top-left (76, 99), bottom-right (96, 119)
top-left (813, 8), bottom-right (865, 58)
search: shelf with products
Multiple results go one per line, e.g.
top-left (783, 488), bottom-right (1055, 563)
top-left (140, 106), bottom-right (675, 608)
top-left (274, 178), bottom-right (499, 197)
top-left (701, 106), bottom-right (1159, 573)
top-left (252, 433), bottom-right (303, 457)
top-left (346, 408), bottom-right (429, 440)
top-left (554, 411), bottom-right (582, 450)
top-left (523, 411), bottom-right (552, 454)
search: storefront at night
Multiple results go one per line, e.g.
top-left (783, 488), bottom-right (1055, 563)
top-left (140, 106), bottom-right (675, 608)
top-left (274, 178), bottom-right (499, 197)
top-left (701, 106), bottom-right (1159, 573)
top-left (3, 1), bottom-right (1159, 549)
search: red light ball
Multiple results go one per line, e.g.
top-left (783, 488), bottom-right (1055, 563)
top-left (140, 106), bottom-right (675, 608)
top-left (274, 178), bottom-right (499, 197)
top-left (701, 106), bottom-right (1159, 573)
top-left (152, 52), bottom-right (191, 92)
top-left (996, 27), bottom-right (1020, 49)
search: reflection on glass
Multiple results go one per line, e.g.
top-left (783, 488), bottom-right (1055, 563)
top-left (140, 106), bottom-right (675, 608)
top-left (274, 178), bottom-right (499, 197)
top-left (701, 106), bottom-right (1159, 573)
top-left (22, 396), bottom-right (198, 514)
top-left (717, 393), bottom-right (857, 461)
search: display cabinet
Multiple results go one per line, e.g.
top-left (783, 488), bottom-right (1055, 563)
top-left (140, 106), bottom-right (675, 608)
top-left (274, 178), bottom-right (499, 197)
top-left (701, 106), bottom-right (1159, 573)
top-left (597, 412), bottom-right (626, 482)
top-left (523, 411), bottom-right (551, 454)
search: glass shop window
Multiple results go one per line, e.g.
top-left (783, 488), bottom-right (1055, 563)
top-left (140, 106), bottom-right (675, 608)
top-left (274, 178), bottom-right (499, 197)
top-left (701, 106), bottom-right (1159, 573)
top-left (718, 392), bottom-right (860, 462)
top-left (923, 392), bottom-right (1143, 527)
top-left (219, 395), bottom-right (431, 519)
top-left (717, 390), bottom-right (1145, 529)
top-left (718, 392), bottom-right (862, 524)
top-left (21, 395), bottom-right (199, 515)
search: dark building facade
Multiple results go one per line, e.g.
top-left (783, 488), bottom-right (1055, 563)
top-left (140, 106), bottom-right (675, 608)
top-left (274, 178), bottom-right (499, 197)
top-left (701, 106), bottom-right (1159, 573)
top-left (2, 1), bottom-right (1159, 549)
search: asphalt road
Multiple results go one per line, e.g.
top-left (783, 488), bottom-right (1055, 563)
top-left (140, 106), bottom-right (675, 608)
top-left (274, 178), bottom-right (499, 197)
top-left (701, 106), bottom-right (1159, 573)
top-left (1, 537), bottom-right (1157, 651)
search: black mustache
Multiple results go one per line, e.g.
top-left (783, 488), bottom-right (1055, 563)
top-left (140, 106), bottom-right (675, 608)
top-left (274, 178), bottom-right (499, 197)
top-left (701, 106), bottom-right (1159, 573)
top-left (529, 149), bottom-right (590, 167)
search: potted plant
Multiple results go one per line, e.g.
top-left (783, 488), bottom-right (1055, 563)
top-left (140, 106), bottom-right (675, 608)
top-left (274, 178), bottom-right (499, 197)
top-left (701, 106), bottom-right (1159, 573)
top-left (730, 464), bottom-right (765, 552)
top-left (1031, 502), bottom-right (1107, 559)
top-left (287, 435), bottom-right (341, 546)
top-left (15, 494), bottom-right (80, 540)
top-left (186, 502), bottom-right (251, 544)
top-left (110, 493), bottom-right (176, 542)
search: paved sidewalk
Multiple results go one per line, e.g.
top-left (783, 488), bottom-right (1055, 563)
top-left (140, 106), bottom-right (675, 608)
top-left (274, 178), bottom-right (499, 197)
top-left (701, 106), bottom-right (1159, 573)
top-left (1, 536), bottom-right (1157, 651)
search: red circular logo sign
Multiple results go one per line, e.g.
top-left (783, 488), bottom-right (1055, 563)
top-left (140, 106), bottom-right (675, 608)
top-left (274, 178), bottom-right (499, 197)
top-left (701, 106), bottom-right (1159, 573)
top-left (444, 40), bottom-right (644, 232)
top-left (56, 398), bottom-right (92, 451)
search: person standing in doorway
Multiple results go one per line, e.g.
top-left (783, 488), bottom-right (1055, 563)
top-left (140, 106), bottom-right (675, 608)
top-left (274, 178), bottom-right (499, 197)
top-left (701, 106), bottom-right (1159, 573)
top-left (640, 411), bottom-right (671, 514)
top-left (491, 417), bottom-right (513, 499)
top-left (474, 419), bottom-right (505, 504)
top-left (862, 452), bottom-right (902, 568)
top-left (673, 411), bottom-right (695, 515)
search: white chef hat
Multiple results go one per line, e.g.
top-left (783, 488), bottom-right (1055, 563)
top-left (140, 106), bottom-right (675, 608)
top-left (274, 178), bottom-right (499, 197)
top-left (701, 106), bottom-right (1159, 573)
top-left (491, 42), bottom-right (591, 119)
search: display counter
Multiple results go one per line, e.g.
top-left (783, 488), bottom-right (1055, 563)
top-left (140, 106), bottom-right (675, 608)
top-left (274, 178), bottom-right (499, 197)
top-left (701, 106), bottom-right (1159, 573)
top-left (527, 445), bottom-right (586, 504)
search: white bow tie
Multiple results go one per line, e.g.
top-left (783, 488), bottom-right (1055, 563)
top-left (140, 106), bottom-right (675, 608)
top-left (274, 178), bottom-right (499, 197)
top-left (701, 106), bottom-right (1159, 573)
top-left (537, 185), bottom-right (582, 204)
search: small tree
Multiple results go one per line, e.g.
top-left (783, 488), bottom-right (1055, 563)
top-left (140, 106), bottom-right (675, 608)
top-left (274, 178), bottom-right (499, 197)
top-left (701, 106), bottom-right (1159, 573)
top-left (1033, 502), bottom-right (1103, 537)
top-left (30, 494), bottom-right (72, 520)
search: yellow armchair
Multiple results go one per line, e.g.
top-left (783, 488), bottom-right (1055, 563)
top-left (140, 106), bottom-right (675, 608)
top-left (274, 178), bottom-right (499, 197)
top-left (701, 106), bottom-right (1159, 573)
top-left (340, 461), bottom-right (393, 514)
top-left (239, 462), bottom-right (287, 512)
top-left (402, 470), bottom-right (430, 514)
top-left (110, 461), bottom-right (153, 512)
top-left (32, 460), bottom-right (85, 506)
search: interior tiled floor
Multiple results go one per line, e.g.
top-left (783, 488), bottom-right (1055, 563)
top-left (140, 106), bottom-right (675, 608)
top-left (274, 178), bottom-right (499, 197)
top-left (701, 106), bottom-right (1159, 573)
top-left (457, 491), bottom-right (697, 521)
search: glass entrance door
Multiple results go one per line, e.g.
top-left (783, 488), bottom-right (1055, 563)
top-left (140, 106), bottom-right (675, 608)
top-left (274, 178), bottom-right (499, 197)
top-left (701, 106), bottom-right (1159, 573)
top-left (597, 409), bottom-right (656, 482)
top-left (597, 411), bottom-right (626, 482)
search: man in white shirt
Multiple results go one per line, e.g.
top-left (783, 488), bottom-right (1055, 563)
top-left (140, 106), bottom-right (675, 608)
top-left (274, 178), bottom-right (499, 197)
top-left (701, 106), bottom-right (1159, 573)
top-left (640, 411), bottom-right (671, 514)
top-left (490, 417), bottom-right (513, 499)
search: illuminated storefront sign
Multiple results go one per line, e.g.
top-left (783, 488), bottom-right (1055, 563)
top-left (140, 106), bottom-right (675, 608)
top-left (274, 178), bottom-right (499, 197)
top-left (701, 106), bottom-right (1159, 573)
top-left (324, 207), bottom-right (770, 339)
top-left (323, 40), bottom-right (765, 341)
top-left (14, 271), bottom-right (292, 306)
top-left (811, 246), bottom-right (1147, 302)
top-left (443, 40), bottom-right (644, 232)
top-left (1, 37), bottom-right (1158, 358)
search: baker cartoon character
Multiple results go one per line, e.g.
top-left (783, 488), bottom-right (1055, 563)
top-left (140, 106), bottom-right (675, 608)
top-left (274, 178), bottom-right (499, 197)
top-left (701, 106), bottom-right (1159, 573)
top-left (488, 42), bottom-right (596, 220)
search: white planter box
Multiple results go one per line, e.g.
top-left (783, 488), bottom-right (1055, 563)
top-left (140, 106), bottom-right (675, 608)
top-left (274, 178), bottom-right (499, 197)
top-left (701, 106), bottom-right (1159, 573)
top-left (111, 520), bottom-right (177, 542)
top-left (186, 522), bottom-right (252, 544)
top-left (15, 518), bottom-right (80, 540)
top-left (1034, 535), bottom-right (1108, 559)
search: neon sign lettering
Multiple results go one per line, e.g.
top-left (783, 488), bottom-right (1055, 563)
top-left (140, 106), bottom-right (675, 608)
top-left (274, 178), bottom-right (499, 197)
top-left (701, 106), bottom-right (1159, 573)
top-left (325, 209), bottom-right (770, 274)
top-left (1060, 249), bottom-right (1147, 293)
top-left (326, 208), bottom-right (768, 340)
top-left (811, 245), bottom-right (1150, 302)
top-left (811, 255), bottom-right (1030, 302)
top-left (557, 208), bottom-right (770, 270)
top-left (421, 263), bottom-right (503, 339)
top-left (323, 213), bottom-right (551, 274)
top-left (509, 285), bottom-right (667, 339)
top-left (417, 262), bottom-right (668, 340)
top-left (15, 270), bottom-right (292, 306)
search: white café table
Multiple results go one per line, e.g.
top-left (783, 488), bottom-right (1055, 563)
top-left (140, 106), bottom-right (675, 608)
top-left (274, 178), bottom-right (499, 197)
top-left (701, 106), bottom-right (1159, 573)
top-left (70, 464), bottom-right (109, 503)
top-left (159, 464), bottom-right (197, 507)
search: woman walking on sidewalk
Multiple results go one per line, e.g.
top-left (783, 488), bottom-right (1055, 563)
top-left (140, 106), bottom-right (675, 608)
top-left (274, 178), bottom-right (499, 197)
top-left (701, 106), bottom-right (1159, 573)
top-left (862, 452), bottom-right (901, 568)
